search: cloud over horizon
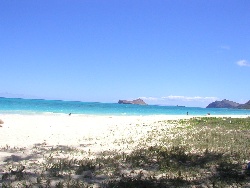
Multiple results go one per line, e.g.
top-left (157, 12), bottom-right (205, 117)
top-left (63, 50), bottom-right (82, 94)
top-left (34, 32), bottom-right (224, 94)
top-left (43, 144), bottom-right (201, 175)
top-left (236, 60), bottom-right (250, 67)
top-left (162, 95), bottom-right (218, 102)
top-left (140, 95), bottom-right (219, 107)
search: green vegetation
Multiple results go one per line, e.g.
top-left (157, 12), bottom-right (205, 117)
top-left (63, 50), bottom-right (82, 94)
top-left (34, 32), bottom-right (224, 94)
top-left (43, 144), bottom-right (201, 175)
top-left (1, 117), bottom-right (250, 187)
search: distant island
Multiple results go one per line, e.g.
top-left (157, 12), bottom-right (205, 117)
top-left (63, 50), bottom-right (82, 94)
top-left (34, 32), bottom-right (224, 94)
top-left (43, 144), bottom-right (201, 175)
top-left (118, 98), bottom-right (147, 105)
top-left (206, 99), bottom-right (250, 109)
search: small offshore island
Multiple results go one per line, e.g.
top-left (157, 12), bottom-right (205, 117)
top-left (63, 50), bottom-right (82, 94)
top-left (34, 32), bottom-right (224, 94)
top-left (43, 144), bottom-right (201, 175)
top-left (207, 99), bottom-right (250, 109)
top-left (118, 98), bottom-right (147, 105)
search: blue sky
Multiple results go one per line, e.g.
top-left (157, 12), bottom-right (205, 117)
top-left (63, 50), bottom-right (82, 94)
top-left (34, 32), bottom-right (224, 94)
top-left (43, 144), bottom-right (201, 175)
top-left (0, 0), bottom-right (249, 107)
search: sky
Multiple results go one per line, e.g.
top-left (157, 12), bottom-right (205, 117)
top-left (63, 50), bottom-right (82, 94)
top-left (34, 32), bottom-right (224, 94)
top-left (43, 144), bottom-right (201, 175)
top-left (0, 0), bottom-right (250, 107)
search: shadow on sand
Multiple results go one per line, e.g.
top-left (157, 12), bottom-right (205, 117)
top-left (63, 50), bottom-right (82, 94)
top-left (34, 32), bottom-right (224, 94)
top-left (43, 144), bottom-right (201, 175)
top-left (1, 143), bottom-right (250, 187)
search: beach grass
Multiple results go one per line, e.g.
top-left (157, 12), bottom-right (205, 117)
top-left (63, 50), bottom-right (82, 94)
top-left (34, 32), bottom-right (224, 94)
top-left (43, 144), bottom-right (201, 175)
top-left (1, 117), bottom-right (250, 187)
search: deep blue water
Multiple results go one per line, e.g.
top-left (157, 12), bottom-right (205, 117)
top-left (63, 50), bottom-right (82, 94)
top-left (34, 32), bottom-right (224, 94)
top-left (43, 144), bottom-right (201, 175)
top-left (0, 97), bottom-right (249, 116)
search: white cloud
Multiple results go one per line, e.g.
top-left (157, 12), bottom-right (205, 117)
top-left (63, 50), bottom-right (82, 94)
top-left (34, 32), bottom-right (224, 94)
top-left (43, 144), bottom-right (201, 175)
top-left (236, 60), bottom-right (250, 67)
top-left (162, 95), bottom-right (218, 102)
top-left (140, 95), bottom-right (218, 107)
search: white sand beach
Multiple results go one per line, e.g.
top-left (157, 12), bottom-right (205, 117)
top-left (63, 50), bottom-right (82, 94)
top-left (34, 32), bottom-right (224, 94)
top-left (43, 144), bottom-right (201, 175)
top-left (0, 114), bottom-right (184, 149)
top-left (0, 114), bottom-right (249, 187)
top-left (0, 114), bottom-right (249, 149)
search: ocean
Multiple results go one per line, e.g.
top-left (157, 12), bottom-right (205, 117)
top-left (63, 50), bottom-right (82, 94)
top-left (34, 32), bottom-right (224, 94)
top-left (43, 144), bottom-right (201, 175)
top-left (0, 97), bottom-right (249, 116)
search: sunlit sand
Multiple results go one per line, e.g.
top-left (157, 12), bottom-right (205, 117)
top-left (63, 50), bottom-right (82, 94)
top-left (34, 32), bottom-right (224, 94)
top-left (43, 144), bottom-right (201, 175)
top-left (0, 114), bottom-right (249, 187)
top-left (0, 114), bottom-right (248, 149)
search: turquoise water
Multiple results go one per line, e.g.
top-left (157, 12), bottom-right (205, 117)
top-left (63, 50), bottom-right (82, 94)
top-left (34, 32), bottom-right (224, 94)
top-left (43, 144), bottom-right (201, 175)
top-left (0, 97), bottom-right (249, 116)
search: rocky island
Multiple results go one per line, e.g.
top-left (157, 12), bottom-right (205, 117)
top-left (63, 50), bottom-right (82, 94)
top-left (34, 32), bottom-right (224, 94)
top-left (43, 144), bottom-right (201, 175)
top-left (206, 99), bottom-right (250, 109)
top-left (206, 99), bottom-right (240, 108)
top-left (118, 98), bottom-right (147, 105)
top-left (238, 100), bottom-right (250, 109)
